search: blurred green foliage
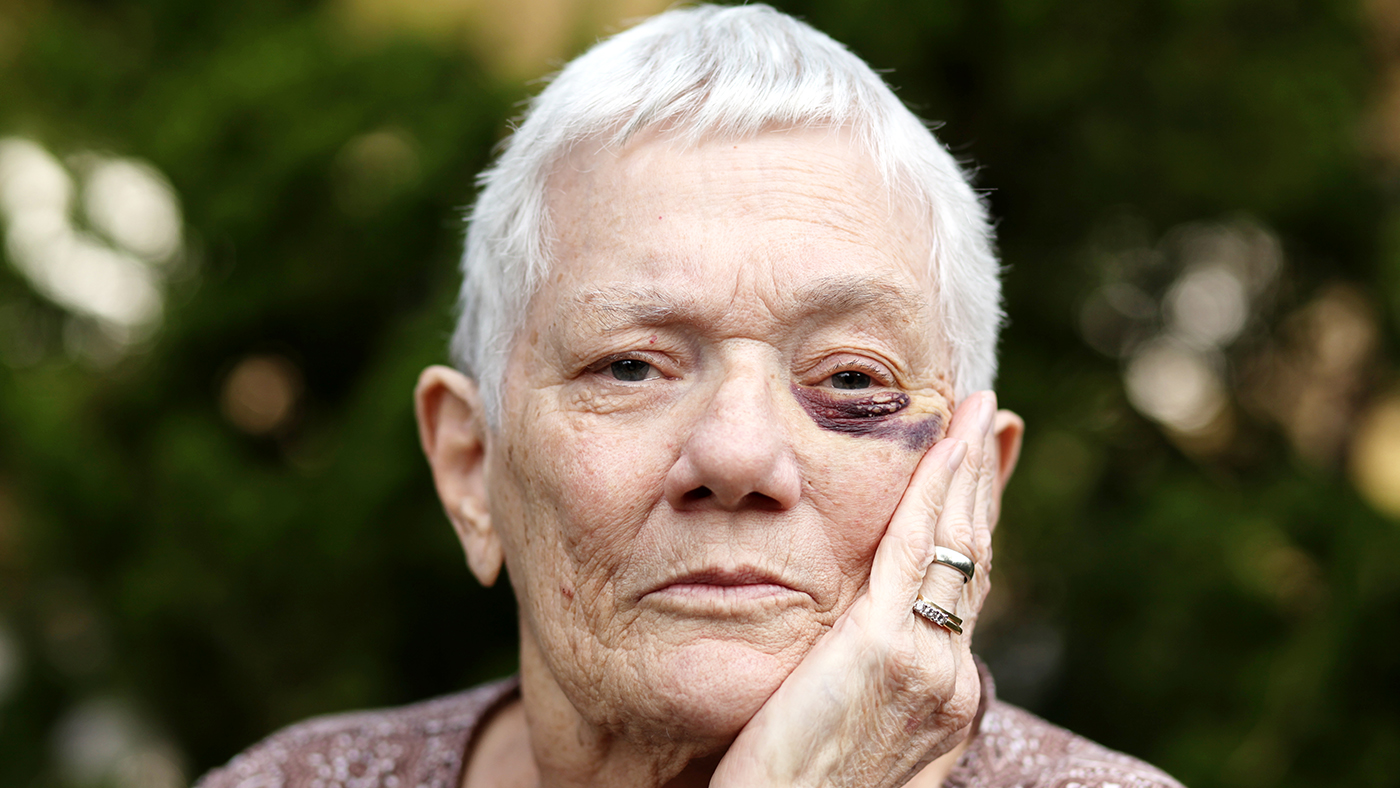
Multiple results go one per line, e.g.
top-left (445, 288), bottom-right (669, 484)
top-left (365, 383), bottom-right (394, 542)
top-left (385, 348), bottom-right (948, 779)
top-left (1, 1), bottom-right (1397, 787)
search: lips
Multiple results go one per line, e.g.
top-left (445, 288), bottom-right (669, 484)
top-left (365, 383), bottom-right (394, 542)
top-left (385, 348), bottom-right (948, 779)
top-left (641, 566), bottom-right (807, 603)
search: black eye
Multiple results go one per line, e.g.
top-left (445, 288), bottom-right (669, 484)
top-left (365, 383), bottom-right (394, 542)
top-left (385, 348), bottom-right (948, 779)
top-left (831, 370), bottom-right (872, 390)
top-left (609, 359), bottom-right (653, 381)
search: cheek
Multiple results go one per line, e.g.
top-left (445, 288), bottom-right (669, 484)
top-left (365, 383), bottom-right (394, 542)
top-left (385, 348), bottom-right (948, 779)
top-left (493, 403), bottom-right (673, 601)
top-left (803, 439), bottom-right (924, 578)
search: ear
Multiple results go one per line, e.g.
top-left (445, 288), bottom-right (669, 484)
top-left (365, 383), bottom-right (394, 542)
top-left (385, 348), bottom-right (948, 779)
top-left (415, 365), bottom-right (502, 587)
top-left (988, 409), bottom-right (1025, 528)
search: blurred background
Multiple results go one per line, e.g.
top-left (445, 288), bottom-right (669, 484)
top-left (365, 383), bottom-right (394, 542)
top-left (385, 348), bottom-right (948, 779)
top-left (1, 0), bottom-right (1398, 786)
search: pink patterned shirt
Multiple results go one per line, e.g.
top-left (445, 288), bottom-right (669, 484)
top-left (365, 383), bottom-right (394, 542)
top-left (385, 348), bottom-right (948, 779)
top-left (197, 664), bottom-right (1184, 788)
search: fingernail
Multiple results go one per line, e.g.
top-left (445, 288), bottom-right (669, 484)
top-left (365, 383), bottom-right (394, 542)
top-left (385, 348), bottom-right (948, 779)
top-left (946, 439), bottom-right (968, 472)
top-left (976, 393), bottom-right (995, 434)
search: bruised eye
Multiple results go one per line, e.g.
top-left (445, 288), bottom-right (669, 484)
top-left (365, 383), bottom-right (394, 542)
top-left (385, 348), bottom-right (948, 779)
top-left (830, 370), bottom-right (873, 390)
top-left (609, 359), bottom-right (654, 381)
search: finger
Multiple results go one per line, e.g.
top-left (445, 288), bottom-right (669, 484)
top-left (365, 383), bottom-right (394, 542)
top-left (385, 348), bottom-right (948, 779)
top-left (868, 435), bottom-right (966, 621)
top-left (961, 392), bottom-right (998, 565)
top-left (917, 391), bottom-right (995, 621)
top-left (958, 396), bottom-right (1002, 628)
top-left (961, 395), bottom-right (1000, 580)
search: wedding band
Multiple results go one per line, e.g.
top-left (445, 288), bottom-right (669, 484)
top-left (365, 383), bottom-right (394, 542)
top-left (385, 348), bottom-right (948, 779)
top-left (933, 546), bottom-right (975, 583)
top-left (913, 596), bottom-right (963, 634)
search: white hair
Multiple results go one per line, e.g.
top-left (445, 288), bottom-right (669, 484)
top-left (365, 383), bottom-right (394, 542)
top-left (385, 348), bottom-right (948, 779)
top-left (451, 3), bottom-right (1002, 423)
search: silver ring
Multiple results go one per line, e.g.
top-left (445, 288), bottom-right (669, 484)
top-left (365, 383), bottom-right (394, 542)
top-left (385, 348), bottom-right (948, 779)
top-left (912, 596), bottom-right (963, 634)
top-left (933, 546), bottom-right (975, 583)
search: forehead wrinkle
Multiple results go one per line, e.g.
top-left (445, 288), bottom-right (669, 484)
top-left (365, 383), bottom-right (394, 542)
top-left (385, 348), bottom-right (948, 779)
top-left (571, 285), bottom-right (712, 333)
top-left (565, 275), bottom-right (930, 347)
top-left (792, 274), bottom-right (926, 319)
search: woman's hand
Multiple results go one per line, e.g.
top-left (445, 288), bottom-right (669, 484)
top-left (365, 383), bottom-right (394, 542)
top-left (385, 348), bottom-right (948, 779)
top-left (710, 391), bottom-right (1003, 788)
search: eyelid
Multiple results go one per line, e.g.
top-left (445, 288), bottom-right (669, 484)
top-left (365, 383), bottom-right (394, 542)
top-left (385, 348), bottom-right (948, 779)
top-left (810, 355), bottom-right (897, 387)
top-left (584, 351), bottom-right (673, 380)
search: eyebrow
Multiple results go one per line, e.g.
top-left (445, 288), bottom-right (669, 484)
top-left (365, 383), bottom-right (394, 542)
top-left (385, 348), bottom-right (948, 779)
top-left (795, 275), bottom-right (928, 320)
top-left (572, 274), bottom-right (929, 334)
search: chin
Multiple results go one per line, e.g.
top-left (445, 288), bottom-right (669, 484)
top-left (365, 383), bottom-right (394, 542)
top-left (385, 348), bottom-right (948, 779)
top-left (640, 639), bottom-right (799, 742)
top-left (525, 602), bottom-right (825, 749)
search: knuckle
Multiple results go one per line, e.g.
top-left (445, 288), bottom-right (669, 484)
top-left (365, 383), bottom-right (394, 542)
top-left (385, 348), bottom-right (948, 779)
top-left (941, 511), bottom-right (976, 551)
top-left (919, 483), bottom-right (949, 516)
top-left (941, 685), bottom-right (980, 731)
top-left (887, 642), bottom-right (921, 681)
top-left (972, 526), bottom-right (993, 564)
top-left (895, 523), bottom-right (935, 567)
top-left (901, 654), bottom-right (952, 695)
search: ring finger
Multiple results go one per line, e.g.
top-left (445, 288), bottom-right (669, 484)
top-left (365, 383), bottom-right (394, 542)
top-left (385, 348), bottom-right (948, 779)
top-left (915, 391), bottom-right (995, 631)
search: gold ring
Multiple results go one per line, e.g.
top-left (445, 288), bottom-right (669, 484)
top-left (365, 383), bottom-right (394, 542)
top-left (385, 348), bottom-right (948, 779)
top-left (913, 596), bottom-right (963, 634)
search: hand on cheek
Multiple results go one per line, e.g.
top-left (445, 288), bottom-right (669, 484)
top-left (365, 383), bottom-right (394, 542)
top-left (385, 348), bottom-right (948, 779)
top-left (712, 391), bottom-right (1002, 788)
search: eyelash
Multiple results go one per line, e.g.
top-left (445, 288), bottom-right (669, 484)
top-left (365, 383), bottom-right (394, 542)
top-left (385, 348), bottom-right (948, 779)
top-left (582, 351), bottom-right (896, 387)
top-left (586, 352), bottom-right (667, 380)
top-left (814, 356), bottom-right (895, 387)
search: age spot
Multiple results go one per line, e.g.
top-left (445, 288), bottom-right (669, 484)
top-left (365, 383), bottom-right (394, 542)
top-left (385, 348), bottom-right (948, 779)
top-left (792, 384), bottom-right (942, 451)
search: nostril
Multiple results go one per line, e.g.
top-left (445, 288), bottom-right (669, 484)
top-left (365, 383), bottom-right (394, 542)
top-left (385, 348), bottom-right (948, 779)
top-left (683, 486), bottom-right (712, 502)
top-left (741, 492), bottom-right (783, 511)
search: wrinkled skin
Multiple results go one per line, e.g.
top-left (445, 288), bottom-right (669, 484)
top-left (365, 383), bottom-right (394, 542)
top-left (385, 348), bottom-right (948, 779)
top-left (416, 128), bottom-right (1024, 788)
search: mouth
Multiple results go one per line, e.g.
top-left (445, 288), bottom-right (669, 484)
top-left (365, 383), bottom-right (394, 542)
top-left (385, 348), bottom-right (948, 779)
top-left (641, 567), bottom-right (807, 605)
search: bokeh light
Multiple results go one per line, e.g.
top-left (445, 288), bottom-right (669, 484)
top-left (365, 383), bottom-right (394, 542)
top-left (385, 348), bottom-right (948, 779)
top-left (1079, 219), bottom-right (1284, 449)
top-left (79, 156), bottom-right (183, 265)
top-left (0, 620), bottom-right (20, 704)
top-left (1245, 285), bottom-right (1379, 466)
top-left (51, 697), bottom-right (185, 788)
top-left (335, 0), bottom-right (673, 77)
top-left (219, 354), bottom-right (304, 435)
top-left (1351, 394), bottom-right (1400, 518)
top-left (1124, 338), bottom-right (1227, 434)
top-left (1165, 265), bottom-right (1248, 348)
top-left (0, 137), bottom-right (185, 356)
top-left (333, 127), bottom-right (422, 216)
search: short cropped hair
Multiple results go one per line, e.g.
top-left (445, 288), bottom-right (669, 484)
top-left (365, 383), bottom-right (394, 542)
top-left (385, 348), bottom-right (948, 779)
top-left (451, 4), bottom-right (1002, 423)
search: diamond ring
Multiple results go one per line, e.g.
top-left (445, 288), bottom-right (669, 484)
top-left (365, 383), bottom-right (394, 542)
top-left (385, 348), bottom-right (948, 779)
top-left (913, 596), bottom-right (963, 634)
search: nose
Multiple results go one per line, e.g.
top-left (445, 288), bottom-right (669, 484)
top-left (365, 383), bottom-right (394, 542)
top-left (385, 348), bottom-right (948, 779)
top-left (664, 364), bottom-right (802, 511)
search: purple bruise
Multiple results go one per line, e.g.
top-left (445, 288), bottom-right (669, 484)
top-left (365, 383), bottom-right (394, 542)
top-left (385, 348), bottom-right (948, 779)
top-left (791, 385), bottom-right (943, 451)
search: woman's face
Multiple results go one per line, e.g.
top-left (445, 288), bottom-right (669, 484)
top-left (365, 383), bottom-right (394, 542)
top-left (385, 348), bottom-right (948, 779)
top-left (487, 128), bottom-right (954, 746)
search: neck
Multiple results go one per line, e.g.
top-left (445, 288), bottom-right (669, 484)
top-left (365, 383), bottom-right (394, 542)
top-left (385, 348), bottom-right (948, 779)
top-left (516, 633), bottom-right (725, 788)
top-left (464, 636), bottom-right (970, 788)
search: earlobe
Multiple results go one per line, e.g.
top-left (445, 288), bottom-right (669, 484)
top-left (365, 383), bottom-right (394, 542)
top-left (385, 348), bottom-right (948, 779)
top-left (458, 496), bottom-right (503, 587)
top-left (414, 365), bottom-right (504, 587)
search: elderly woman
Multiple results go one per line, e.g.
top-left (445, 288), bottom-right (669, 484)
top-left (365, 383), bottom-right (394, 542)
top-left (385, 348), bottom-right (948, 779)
top-left (200, 6), bottom-right (1182, 788)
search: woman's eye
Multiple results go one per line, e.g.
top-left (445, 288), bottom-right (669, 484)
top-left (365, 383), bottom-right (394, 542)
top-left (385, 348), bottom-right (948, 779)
top-left (830, 370), bottom-right (872, 390)
top-left (609, 359), bottom-right (654, 381)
